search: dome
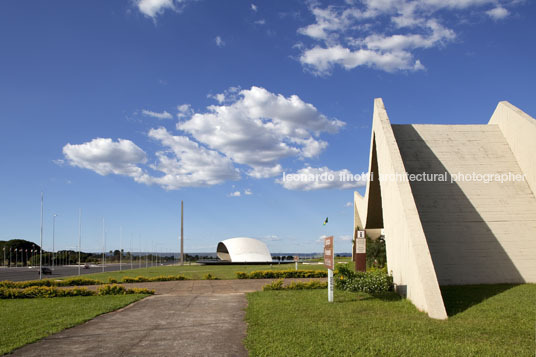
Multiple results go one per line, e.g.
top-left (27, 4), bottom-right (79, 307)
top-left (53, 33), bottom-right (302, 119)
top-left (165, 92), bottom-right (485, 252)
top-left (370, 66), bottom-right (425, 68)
top-left (216, 237), bottom-right (272, 262)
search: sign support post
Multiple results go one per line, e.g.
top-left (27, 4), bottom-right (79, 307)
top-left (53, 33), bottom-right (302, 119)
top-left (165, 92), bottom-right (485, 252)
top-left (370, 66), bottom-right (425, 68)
top-left (323, 236), bottom-right (334, 302)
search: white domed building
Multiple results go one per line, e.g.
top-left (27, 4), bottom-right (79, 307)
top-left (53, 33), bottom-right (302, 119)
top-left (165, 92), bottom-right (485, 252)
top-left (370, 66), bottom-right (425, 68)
top-left (216, 237), bottom-right (272, 263)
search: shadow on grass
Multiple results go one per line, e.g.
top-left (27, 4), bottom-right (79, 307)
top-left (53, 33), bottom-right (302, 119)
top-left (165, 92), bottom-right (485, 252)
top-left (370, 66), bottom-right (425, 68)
top-left (441, 284), bottom-right (517, 316)
top-left (335, 291), bottom-right (402, 303)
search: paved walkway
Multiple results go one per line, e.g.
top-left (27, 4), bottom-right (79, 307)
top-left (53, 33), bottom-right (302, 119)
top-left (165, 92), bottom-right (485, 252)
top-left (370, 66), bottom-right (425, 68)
top-left (10, 279), bottom-right (318, 356)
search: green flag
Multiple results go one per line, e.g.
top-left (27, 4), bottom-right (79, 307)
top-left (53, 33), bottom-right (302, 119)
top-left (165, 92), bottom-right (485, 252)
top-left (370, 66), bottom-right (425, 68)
top-left (323, 217), bottom-right (328, 226)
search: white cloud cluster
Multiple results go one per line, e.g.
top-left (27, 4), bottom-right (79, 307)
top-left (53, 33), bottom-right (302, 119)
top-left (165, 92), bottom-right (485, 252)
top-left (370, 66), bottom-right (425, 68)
top-left (142, 109), bottom-right (173, 119)
top-left (277, 166), bottom-right (366, 190)
top-left (62, 87), bottom-right (355, 191)
top-left (63, 138), bottom-right (147, 178)
top-left (179, 86), bottom-right (344, 178)
top-left (298, 0), bottom-right (513, 75)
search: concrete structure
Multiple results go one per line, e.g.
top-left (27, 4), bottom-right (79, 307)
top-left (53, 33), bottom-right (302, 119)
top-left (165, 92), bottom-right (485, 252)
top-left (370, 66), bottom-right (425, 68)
top-left (216, 237), bottom-right (272, 263)
top-left (354, 99), bottom-right (536, 319)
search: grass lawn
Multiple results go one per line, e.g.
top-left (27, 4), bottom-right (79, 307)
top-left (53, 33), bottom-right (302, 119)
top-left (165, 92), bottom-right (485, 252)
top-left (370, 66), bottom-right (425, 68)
top-left (245, 284), bottom-right (536, 356)
top-left (0, 294), bottom-right (147, 355)
top-left (57, 261), bottom-right (334, 282)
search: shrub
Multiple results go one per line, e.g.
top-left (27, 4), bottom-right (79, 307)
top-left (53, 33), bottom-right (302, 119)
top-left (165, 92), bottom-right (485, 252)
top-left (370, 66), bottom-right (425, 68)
top-left (236, 270), bottom-right (327, 279)
top-left (108, 278), bottom-right (118, 284)
top-left (334, 264), bottom-right (393, 294)
top-left (203, 273), bottom-right (218, 280)
top-left (263, 279), bottom-right (284, 291)
top-left (97, 285), bottom-right (155, 295)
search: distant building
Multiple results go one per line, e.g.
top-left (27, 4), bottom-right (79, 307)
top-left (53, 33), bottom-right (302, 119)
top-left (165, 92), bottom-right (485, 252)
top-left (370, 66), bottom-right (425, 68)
top-left (216, 237), bottom-right (272, 263)
top-left (355, 99), bottom-right (536, 319)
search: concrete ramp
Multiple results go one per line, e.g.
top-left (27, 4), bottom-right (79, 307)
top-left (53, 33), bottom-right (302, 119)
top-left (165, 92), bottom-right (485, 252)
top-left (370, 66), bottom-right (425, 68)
top-left (355, 99), bottom-right (536, 319)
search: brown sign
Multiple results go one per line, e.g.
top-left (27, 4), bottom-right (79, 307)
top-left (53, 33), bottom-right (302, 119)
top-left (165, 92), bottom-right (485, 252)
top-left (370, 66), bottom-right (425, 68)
top-left (293, 255), bottom-right (299, 262)
top-left (323, 236), bottom-right (334, 270)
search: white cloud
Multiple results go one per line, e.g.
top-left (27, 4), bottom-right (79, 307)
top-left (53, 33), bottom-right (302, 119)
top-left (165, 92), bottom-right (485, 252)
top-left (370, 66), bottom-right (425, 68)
top-left (251, 4), bottom-right (257, 12)
top-left (229, 191), bottom-right (241, 197)
top-left (345, 202), bottom-right (353, 207)
top-left (177, 104), bottom-right (193, 118)
top-left (215, 36), bottom-right (225, 47)
top-left (63, 138), bottom-right (147, 178)
top-left (146, 127), bottom-right (240, 190)
top-left (244, 189), bottom-right (253, 195)
top-left (486, 6), bottom-right (509, 20)
top-left (297, 0), bottom-right (514, 75)
top-left (178, 86), bottom-right (344, 178)
top-left (277, 166), bottom-right (367, 190)
top-left (62, 130), bottom-right (240, 190)
top-left (142, 109), bottom-right (173, 120)
top-left (254, 19), bottom-right (266, 25)
top-left (136, 0), bottom-right (179, 19)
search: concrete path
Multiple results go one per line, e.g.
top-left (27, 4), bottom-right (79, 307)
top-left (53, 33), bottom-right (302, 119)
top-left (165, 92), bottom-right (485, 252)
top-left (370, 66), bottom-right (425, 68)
top-left (9, 279), bottom-right (317, 356)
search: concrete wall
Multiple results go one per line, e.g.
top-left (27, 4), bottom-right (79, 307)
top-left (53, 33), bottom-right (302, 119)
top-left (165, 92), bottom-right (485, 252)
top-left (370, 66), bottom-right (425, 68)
top-left (393, 124), bottom-right (536, 285)
top-left (361, 99), bottom-right (447, 319)
top-left (489, 101), bottom-right (536, 195)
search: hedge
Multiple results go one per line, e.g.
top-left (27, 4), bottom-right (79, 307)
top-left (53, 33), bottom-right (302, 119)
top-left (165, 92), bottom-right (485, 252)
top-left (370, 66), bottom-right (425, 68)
top-left (236, 270), bottom-right (327, 279)
top-left (121, 275), bottom-right (188, 283)
top-left (0, 278), bottom-right (102, 289)
top-left (0, 275), bottom-right (189, 289)
top-left (262, 279), bottom-right (328, 291)
top-left (0, 285), bottom-right (154, 299)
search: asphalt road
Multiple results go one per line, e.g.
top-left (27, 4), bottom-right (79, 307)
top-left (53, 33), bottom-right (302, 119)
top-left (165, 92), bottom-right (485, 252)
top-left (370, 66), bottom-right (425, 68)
top-left (0, 262), bottom-right (173, 282)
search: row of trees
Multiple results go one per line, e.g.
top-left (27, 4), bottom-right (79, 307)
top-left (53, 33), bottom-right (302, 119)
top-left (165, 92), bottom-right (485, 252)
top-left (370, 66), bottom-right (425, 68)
top-left (0, 239), bottom-right (179, 267)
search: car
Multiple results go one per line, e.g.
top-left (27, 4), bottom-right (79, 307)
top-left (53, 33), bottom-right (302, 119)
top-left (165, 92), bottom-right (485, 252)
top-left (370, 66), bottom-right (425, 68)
top-left (40, 267), bottom-right (52, 275)
top-left (83, 263), bottom-right (90, 269)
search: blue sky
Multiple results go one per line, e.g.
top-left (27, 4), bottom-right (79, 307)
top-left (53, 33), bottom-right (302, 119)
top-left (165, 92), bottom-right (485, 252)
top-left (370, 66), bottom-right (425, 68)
top-left (0, 0), bottom-right (534, 254)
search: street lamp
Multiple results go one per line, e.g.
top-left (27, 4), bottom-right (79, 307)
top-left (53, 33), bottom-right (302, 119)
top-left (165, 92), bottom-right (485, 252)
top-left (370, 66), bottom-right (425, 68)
top-left (52, 214), bottom-right (58, 270)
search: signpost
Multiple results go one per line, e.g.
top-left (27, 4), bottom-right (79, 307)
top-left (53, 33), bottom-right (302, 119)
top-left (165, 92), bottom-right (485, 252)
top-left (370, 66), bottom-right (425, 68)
top-left (293, 255), bottom-right (299, 271)
top-left (355, 230), bottom-right (366, 272)
top-left (324, 236), bottom-right (334, 302)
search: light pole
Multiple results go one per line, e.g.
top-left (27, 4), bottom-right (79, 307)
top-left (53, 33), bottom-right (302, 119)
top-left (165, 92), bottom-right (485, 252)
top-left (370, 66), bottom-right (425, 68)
top-left (130, 235), bottom-right (133, 270)
top-left (52, 214), bottom-right (57, 270)
top-left (180, 200), bottom-right (184, 265)
top-left (119, 225), bottom-right (122, 271)
top-left (102, 218), bottom-right (105, 273)
top-left (39, 192), bottom-right (44, 280)
top-left (15, 248), bottom-right (18, 267)
top-left (78, 208), bottom-right (81, 276)
top-left (2, 247), bottom-right (4, 267)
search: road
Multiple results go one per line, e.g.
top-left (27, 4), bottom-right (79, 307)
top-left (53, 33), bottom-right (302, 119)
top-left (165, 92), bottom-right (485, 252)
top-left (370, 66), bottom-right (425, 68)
top-left (0, 262), bottom-right (173, 282)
